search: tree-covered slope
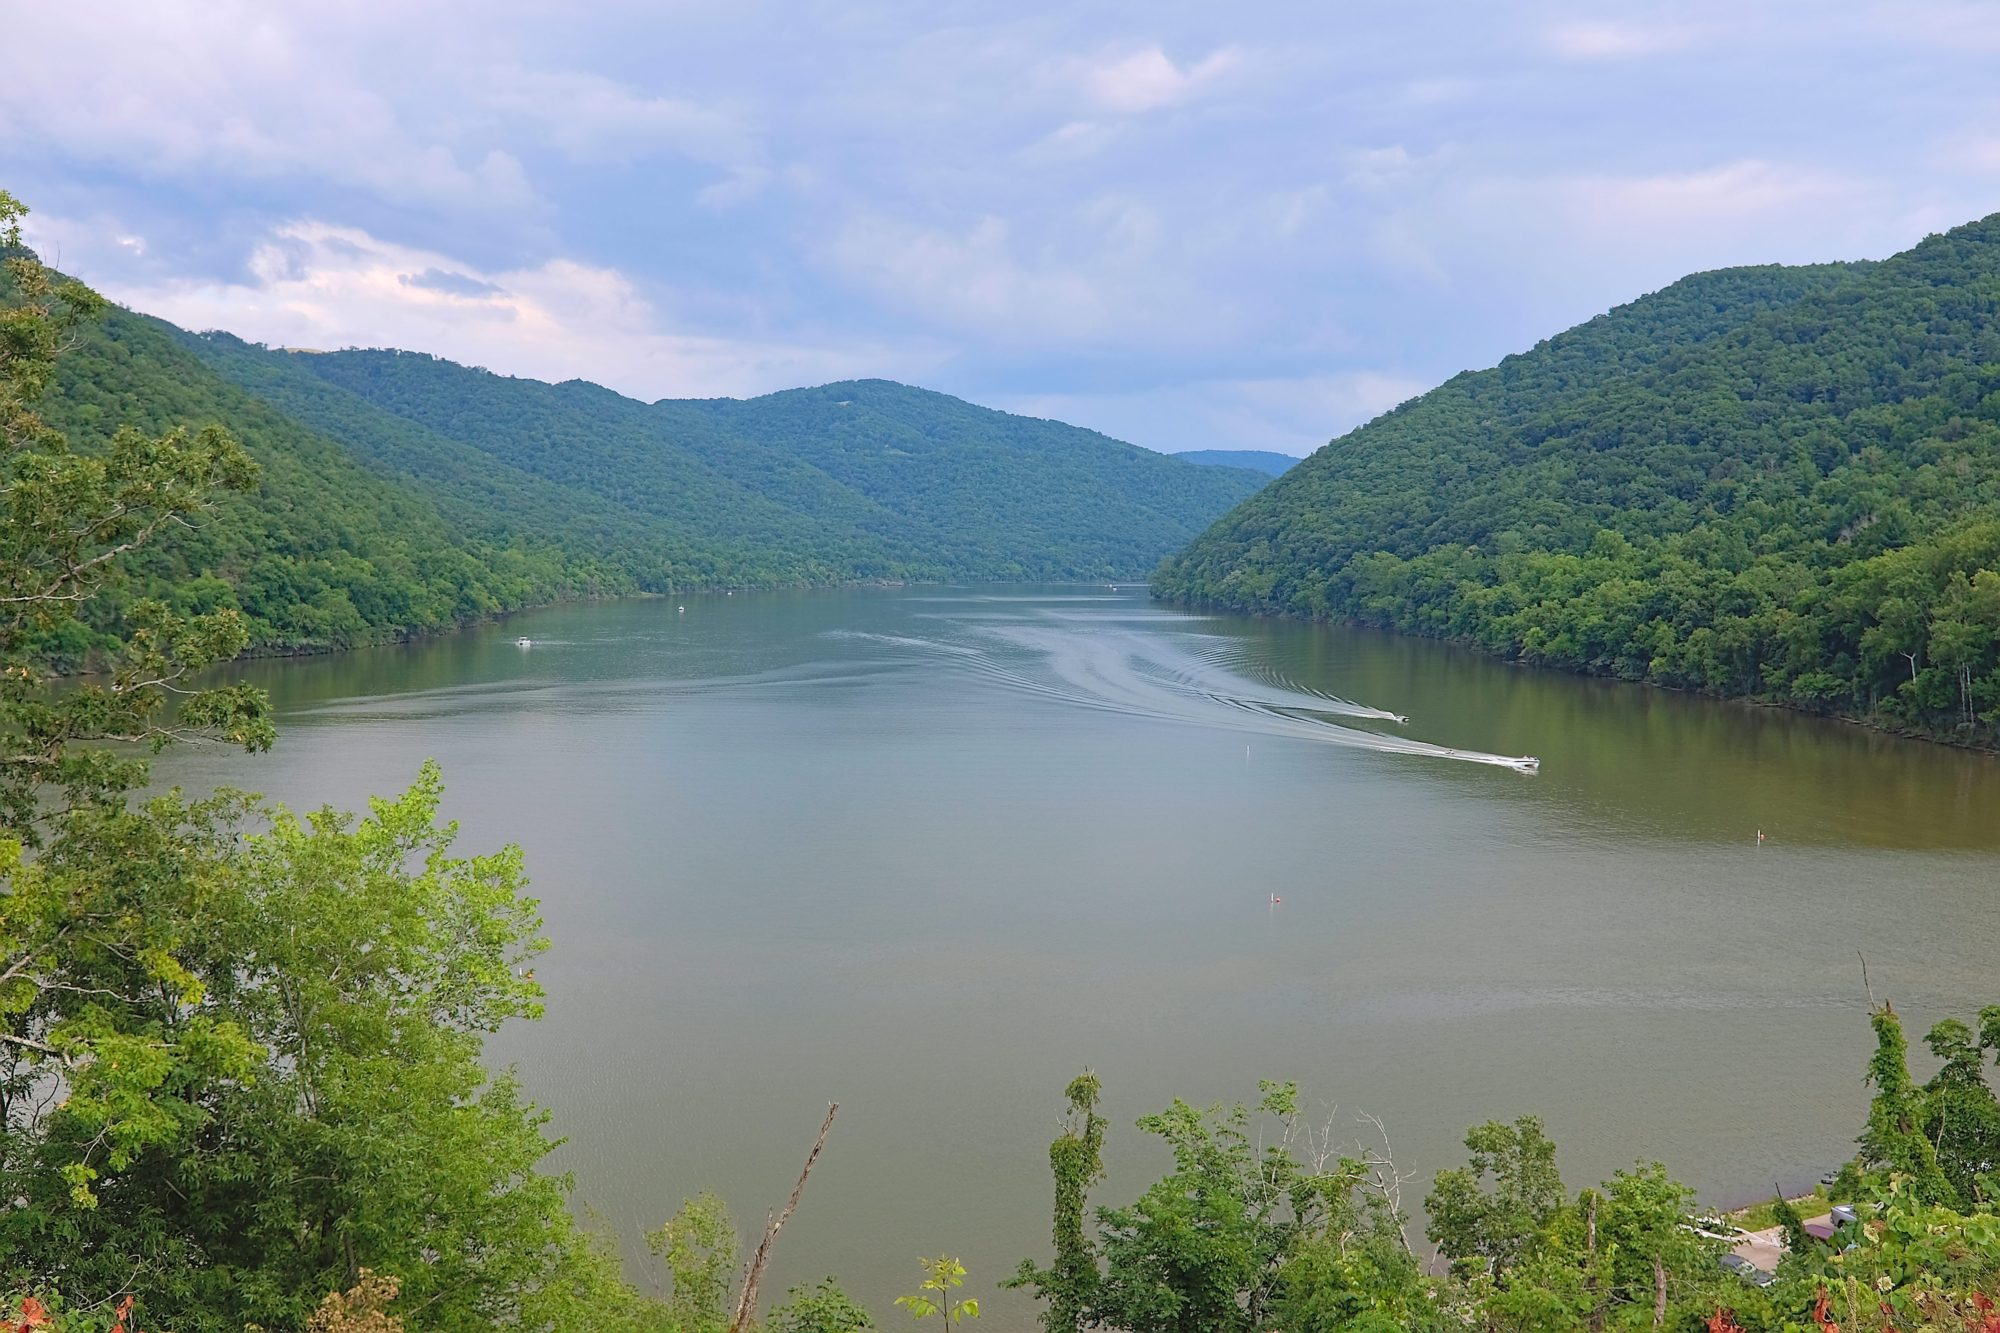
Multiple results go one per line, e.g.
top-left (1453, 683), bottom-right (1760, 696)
top-left (29, 287), bottom-right (1263, 661)
top-left (184, 333), bottom-right (888, 588)
top-left (670, 379), bottom-right (1273, 578)
top-left (1154, 214), bottom-right (2000, 743)
top-left (193, 344), bottom-right (1268, 585)
top-left (1174, 448), bottom-right (1300, 477)
top-left (38, 304), bottom-right (592, 660)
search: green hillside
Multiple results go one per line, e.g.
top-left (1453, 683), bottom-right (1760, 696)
top-left (37, 304), bottom-right (589, 663)
top-left (1154, 214), bottom-right (2000, 744)
top-left (1174, 448), bottom-right (1300, 476)
top-left (32, 290), bottom-right (1263, 661)
top-left (186, 339), bottom-right (1268, 587)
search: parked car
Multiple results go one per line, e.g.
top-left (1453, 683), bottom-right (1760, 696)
top-left (1719, 1254), bottom-right (1775, 1287)
top-left (1831, 1204), bottom-right (1858, 1228)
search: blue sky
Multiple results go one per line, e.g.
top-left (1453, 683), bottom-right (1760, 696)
top-left (5, 2), bottom-right (1998, 455)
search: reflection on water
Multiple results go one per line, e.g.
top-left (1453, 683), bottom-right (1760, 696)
top-left (836, 607), bottom-right (1540, 768)
top-left (160, 587), bottom-right (2000, 1328)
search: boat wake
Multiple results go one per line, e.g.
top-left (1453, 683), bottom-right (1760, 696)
top-left (833, 602), bottom-right (1539, 773)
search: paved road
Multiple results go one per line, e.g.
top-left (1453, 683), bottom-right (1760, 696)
top-left (1730, 1213), bottom-right (1833, 1275)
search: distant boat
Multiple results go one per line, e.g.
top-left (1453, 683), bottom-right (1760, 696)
top-left (1269, 894), bottom-right (1282, 905)
top-left (516, 637), bottom-right (533, 648)
top-left (678, 605), bottom-right (685, 613)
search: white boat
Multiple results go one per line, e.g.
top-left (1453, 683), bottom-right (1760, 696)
top-left (515, 637), bottom-right (533, 647)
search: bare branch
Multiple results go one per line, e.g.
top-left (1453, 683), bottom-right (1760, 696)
top-left (729, 1102), bottom-right (838, 1333)
top-left (0, 1031), bottom-right (70, 1063)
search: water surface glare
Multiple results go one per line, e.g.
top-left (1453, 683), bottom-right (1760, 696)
top-left (157, 586), bottom-right (2000, 1326)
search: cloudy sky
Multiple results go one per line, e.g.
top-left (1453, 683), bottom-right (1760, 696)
top-left (5, 2), bottom-right (1998, 455)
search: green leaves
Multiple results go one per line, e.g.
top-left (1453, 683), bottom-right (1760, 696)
top-left (0, 761), bottom-right (624, 1333)
top-left (1, 203), bottom-right (273, 845)
top-left (896, 1257), bottom-right (978, 1328)
top-left (1854, 1002), bottom-right (2000, 1211)
top-left (769, 1277), bottom-right (876, 1333)
top-left (1009, 1071), bottom-right (1107, 1333)
top-left (649, 1191), bottom-right (739, 1333)
top-left (1425, 1116), bottom-right (1566, 1279)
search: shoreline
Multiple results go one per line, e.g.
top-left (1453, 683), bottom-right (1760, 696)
top-left (1153, 592), bottom-right (2000, 758)
top-left (68, 573), bottom-right (1160, 679)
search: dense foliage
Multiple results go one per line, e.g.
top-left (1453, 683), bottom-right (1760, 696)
top-left (172, 333), bottom-right (1263, 605)
top-left (28, 300), bottom-right (587, 663)
top-left (28, 284), bottom-right (1261, 665)
top-left (9, 187), bottom-right (1998, 1332)
top-left (1854, 1002), bottom-right (2000, 1209)
top-left (0, 191), bottom-right (669, 1333)
top-left (192, 339), bottom-right (1265, 585)
top-left (998, 1016), bottom-right (2000, 1333)
top-left (1174, 450), bottom-right (1300, 478)
top-left (1155, 214), bottom-right (2000, 745)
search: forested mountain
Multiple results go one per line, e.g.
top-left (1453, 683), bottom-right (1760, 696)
top-left (1174, 448), bottom-right (1300, 476)
top-left (1155, 214), bottom-right (2000, 744)
top-left (33, 290), bottom-right (1263, 659)
top-left (12, 194), bottom-right (2000, 1330)
top-left (192, 343), bottom-right (1265, 585)
top-left (34, 302), bottom-right (586, 664)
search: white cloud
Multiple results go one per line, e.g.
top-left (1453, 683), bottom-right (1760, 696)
top-left (1019, 120), bottom-right (1128, 165)
top-left (0, 7), bottom-right (767, 220)
top-left (0, 4), bottom-right (539, 215)
top-left (1370, 215), bottom-right (1453, 288)
top-left (1934, 130), bottom-right (2000, 174)
top-left (696, 166), bottom-right (777, 211)
top-left (1073, 45), bottom-right (1243, 115)
top-left (1557, 160), bottom-right (1863, 234)
top-left (1345, 145), bottom-right (1438, 192)
top-left (1268, 185), bottom-right (1330, 238)
top-left (825, 213), bottom-right (1111, 341)
top-left (1868, 1), bottom-right (2000, 54)
top-left (1544, 20), bottom-right (1707, 60)
top-left (100, 221), bottom-right (909, 400)
top-left (10, 0), bottom-right (1999, 466)
top-left (818, 190), bottom-right (1237, 351)
top-left (477, 67), bottom-right (758, 171)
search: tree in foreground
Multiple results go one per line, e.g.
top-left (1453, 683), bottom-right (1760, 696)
top-left (1, 189), bottom-right (274, 1217)
top-left (895, 1257), bottom-right (978, 1329)
top-left (1007, 1071), bottom-right (1107, 1333)
top-left (0, 188), bottom-right (660, 1333)
top-left (767, 1278), bottom-right (875, 1333)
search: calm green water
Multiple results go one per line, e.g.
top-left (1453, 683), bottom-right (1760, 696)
top-left (156, 586), bottom-right (2000, 1325)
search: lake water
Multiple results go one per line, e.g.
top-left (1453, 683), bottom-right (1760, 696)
top-left (155, 586), bottom-right (2000, 1326)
